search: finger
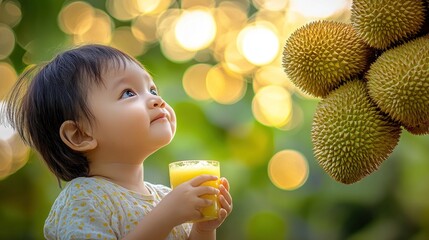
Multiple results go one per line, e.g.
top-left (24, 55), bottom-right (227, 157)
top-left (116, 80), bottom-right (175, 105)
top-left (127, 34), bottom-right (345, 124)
top-left (189, 175), bottom-right (218, 187)
top-left (191, 209), bottom-right (204, 221)
top-left (195, 186), bottom-right (219, 196)
top-left (220, 177), bottom-right (230, 191)
top-left (196, 197), bottom-right (214, 208)
top-left (219, 194), bottom-right (233, 213)
top-left (219, 184), bottom-right (232, 205)
top-left (218, 208), bottom-right (228, 220)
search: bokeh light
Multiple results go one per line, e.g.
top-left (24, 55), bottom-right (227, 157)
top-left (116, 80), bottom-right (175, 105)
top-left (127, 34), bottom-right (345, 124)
top-left (0, 100), bottom-right (30, 180)
top-left (158, 9), bottom-right (197, 62)
top-left (131, 14), bottom-right (158, 43)
top-left (106, 0), bottom-right (140, 21)
top-left (278, 104), bottom-right (304, 131)
top-left (0, 99), bottom-right (31, 180)
top-left (181, 0), bottom-right (215, 9)
top-left (212, 2), bottom-right (248, 65)
top-left (157, 8), bottom-right (181, 38)
top-left (0, 102), bottom-right (14, 142)
top-left (182, 64), bottom-right (212, 101)
top-left (161, 27), bottom-right (196, 62)
top-left (7, 133), bottom-right (30, 176)
top-left (0, 0), bottom-right (22, 27)
top-left (223, 39), bottom-right (256, 75)
top-left (0, 139), bottom-right (13, 180)
top-left (289, 0), bottom-right (349, 19)
top-left (252, 65), bottom-right (295, 93)
top-left (268, 150), bottom-right (309, 190)
top-left (252, 85), bottom-right (293, 128)
top-left (174, 8), bottom-right (217, 51)
top-left (237, 22), bottom-right (279, 66)
top-left (0, 24), bottom-right (15, 60)
top-left (73, 9), bottom-right (113, 45)
top-left (252, 0), bottom-right (289, 11)
top-left (254, 9), bottom-right (288, 37)
top-left (138, 0), bottom-right (173, 14)
top-left (111, 26), bottom-right (146, 57)
top-left (214, 1), bottom-right (247, 32)
top-left (206, 64), bottom-right (247, 104)
top-left (58, 1), bottom-right (95, 35)
top-left (0, 62), bottom-right (17, 100)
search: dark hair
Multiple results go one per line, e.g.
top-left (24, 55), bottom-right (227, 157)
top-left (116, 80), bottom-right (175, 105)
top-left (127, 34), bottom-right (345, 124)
top-left (3, 44), bottom-right (141, 182)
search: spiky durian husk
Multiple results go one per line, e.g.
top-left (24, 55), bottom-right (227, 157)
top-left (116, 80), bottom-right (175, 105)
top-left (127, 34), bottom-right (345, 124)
top-left (366, 36), bottom-right (429, 135)
top-left (312, 80), bottom-right (401, 184)
top-left (282, 21), bottom-right (373, 98)
top-left (403, 121), bottom-right (429, 135)
top-left (351, 0), bottom-right (426, 49)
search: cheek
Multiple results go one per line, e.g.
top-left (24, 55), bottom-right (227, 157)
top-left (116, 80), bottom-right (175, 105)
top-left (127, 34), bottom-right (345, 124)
top-left (166, 104), bottom-right (177, 133)
top-left (92, 105), bottom-right (150, 139)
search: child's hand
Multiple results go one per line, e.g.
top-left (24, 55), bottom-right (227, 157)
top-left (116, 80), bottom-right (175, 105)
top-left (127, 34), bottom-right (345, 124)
top-left (192, 177), bottom-right (233, 233)
top-left (159, 175), bottom-right (220, 226)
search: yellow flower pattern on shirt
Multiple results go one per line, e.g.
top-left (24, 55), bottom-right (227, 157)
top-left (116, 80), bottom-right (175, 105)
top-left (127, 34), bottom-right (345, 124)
top-left (44, 177), bottom-right (191, 239)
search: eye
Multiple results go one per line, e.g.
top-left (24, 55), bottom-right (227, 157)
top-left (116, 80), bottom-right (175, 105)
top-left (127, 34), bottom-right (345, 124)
top-left (120, 89), bottom-right (136, 99)
top-left (150, 87), bottom-right (159, 96)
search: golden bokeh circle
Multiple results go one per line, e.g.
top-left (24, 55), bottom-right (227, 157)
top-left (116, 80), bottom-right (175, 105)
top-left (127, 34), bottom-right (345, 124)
top-left (0, 62), bottom-right (17, 100)
top-left (206, 64), bottom-right (246, 104)
top-left (7, 133), bottom-right (30, 176)
top-left (268, 150), bottom-right (309, 190)
top-left (58, 1), bottom-right (95, 35)
top-left (252, 85), bottom-right (292, 128)
top-left (252, 65), bottom-right (294, 93)
top-left (174, 8), bottom-right (217, 51)
top-left (0, 24), bottom-right (15, 60)
top-left (0, 0), bottom-right (22, 27)
top-left (182, 64), bottom-right (212, 101)
top-left (111, 26), bottom-right (146, 57)
top-left (131, 14), bottom-right (158, 43)
top-left (0, 139), bottom-right (13, 179)
top-left (160, 28), bottom-right (196, 62)
top-left (74, 10), bottom-right (112, 45)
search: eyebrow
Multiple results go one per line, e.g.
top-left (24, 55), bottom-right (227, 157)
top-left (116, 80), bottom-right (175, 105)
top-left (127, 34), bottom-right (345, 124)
top-left (110, 69), bottom-right (154, 92)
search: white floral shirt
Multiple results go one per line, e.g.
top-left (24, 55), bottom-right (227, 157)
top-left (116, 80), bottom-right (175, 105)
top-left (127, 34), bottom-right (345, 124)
top-left (44, 177), bottom-right (191, 239)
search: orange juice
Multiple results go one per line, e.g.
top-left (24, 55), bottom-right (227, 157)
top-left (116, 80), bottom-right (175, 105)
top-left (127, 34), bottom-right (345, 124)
top-left (169, 160), bottom-right (220, 221)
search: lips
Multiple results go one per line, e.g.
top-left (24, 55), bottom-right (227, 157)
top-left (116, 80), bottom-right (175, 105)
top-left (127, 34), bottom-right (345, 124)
top-left (151, 112), bottom-right (167, 123)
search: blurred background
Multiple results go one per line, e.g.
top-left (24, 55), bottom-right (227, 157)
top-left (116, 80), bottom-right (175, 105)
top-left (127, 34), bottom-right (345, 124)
top-left (0, 0), bottom-right (428, 239)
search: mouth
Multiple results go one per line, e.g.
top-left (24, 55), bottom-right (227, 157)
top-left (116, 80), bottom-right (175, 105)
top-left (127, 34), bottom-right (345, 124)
top-left (151, 112), bottom-right (167, 123)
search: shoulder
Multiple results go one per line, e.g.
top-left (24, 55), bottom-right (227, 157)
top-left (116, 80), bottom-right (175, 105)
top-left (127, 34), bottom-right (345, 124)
top-left (60, 177), bottom-right (109, 200)
top-left (66, 177), bottom-right (108, 190)
top-left (145, 182), bottom-right (171, 198)
top-left (44, 178), bottom-right (117, 239)
top-left (47, 177), bottom-right (115, 215)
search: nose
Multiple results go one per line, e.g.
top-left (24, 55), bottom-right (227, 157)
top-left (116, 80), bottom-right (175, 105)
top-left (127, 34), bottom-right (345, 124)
top-left (149, 95), bottom-right (166, 108)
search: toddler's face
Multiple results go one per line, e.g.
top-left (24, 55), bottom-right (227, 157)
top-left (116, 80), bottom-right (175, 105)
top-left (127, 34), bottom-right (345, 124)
top-left (86, 60), bottom-right (176, 162)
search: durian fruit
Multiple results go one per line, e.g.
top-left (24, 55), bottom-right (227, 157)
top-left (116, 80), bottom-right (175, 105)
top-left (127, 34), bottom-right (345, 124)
top-left (282, 21), bottom-right (373, 98)
top-left (351, 0), bottom-right (426, 49)
top-left (366, 36), bottom-right (429, 135)
top-left (312, 80), bottom-right (401, 184)
top-left (417, 0), bottom-right (429, 36)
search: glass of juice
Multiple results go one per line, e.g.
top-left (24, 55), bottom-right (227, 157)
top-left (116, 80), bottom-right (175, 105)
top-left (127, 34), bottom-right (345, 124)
top-left (169, 160), bottom-right (220, 222)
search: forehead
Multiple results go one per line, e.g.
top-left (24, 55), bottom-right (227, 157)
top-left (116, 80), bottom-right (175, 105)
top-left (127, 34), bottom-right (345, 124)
top-left (99, 59), bottom-right (152, 85)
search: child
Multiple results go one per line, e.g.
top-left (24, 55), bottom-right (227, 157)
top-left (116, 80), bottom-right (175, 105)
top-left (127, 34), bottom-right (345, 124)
top-left (3, 44), bottom-right (233, 239)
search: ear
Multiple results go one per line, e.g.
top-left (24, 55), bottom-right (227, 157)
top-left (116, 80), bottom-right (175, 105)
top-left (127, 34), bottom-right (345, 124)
top-left (59, 120), bottom-right (97, 152)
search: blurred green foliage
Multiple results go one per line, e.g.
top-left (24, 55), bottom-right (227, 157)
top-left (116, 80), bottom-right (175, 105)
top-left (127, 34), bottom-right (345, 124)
top-left (1, 0), bottom-right (429, 239)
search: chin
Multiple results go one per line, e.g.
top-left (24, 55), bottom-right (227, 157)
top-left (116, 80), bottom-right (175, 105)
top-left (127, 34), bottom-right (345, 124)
top-left (155, 133), bottom-right (175, 148)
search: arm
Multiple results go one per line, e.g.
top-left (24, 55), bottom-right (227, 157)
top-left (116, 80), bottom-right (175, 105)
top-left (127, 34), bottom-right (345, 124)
top-left (188, 177), bottom-right (233, 240)
top-left (122, 175), bottom-right (219, 240)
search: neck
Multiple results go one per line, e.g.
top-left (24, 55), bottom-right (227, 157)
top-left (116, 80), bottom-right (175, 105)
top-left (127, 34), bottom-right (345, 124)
top-left (89, 162), bottom-right (149, 195)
